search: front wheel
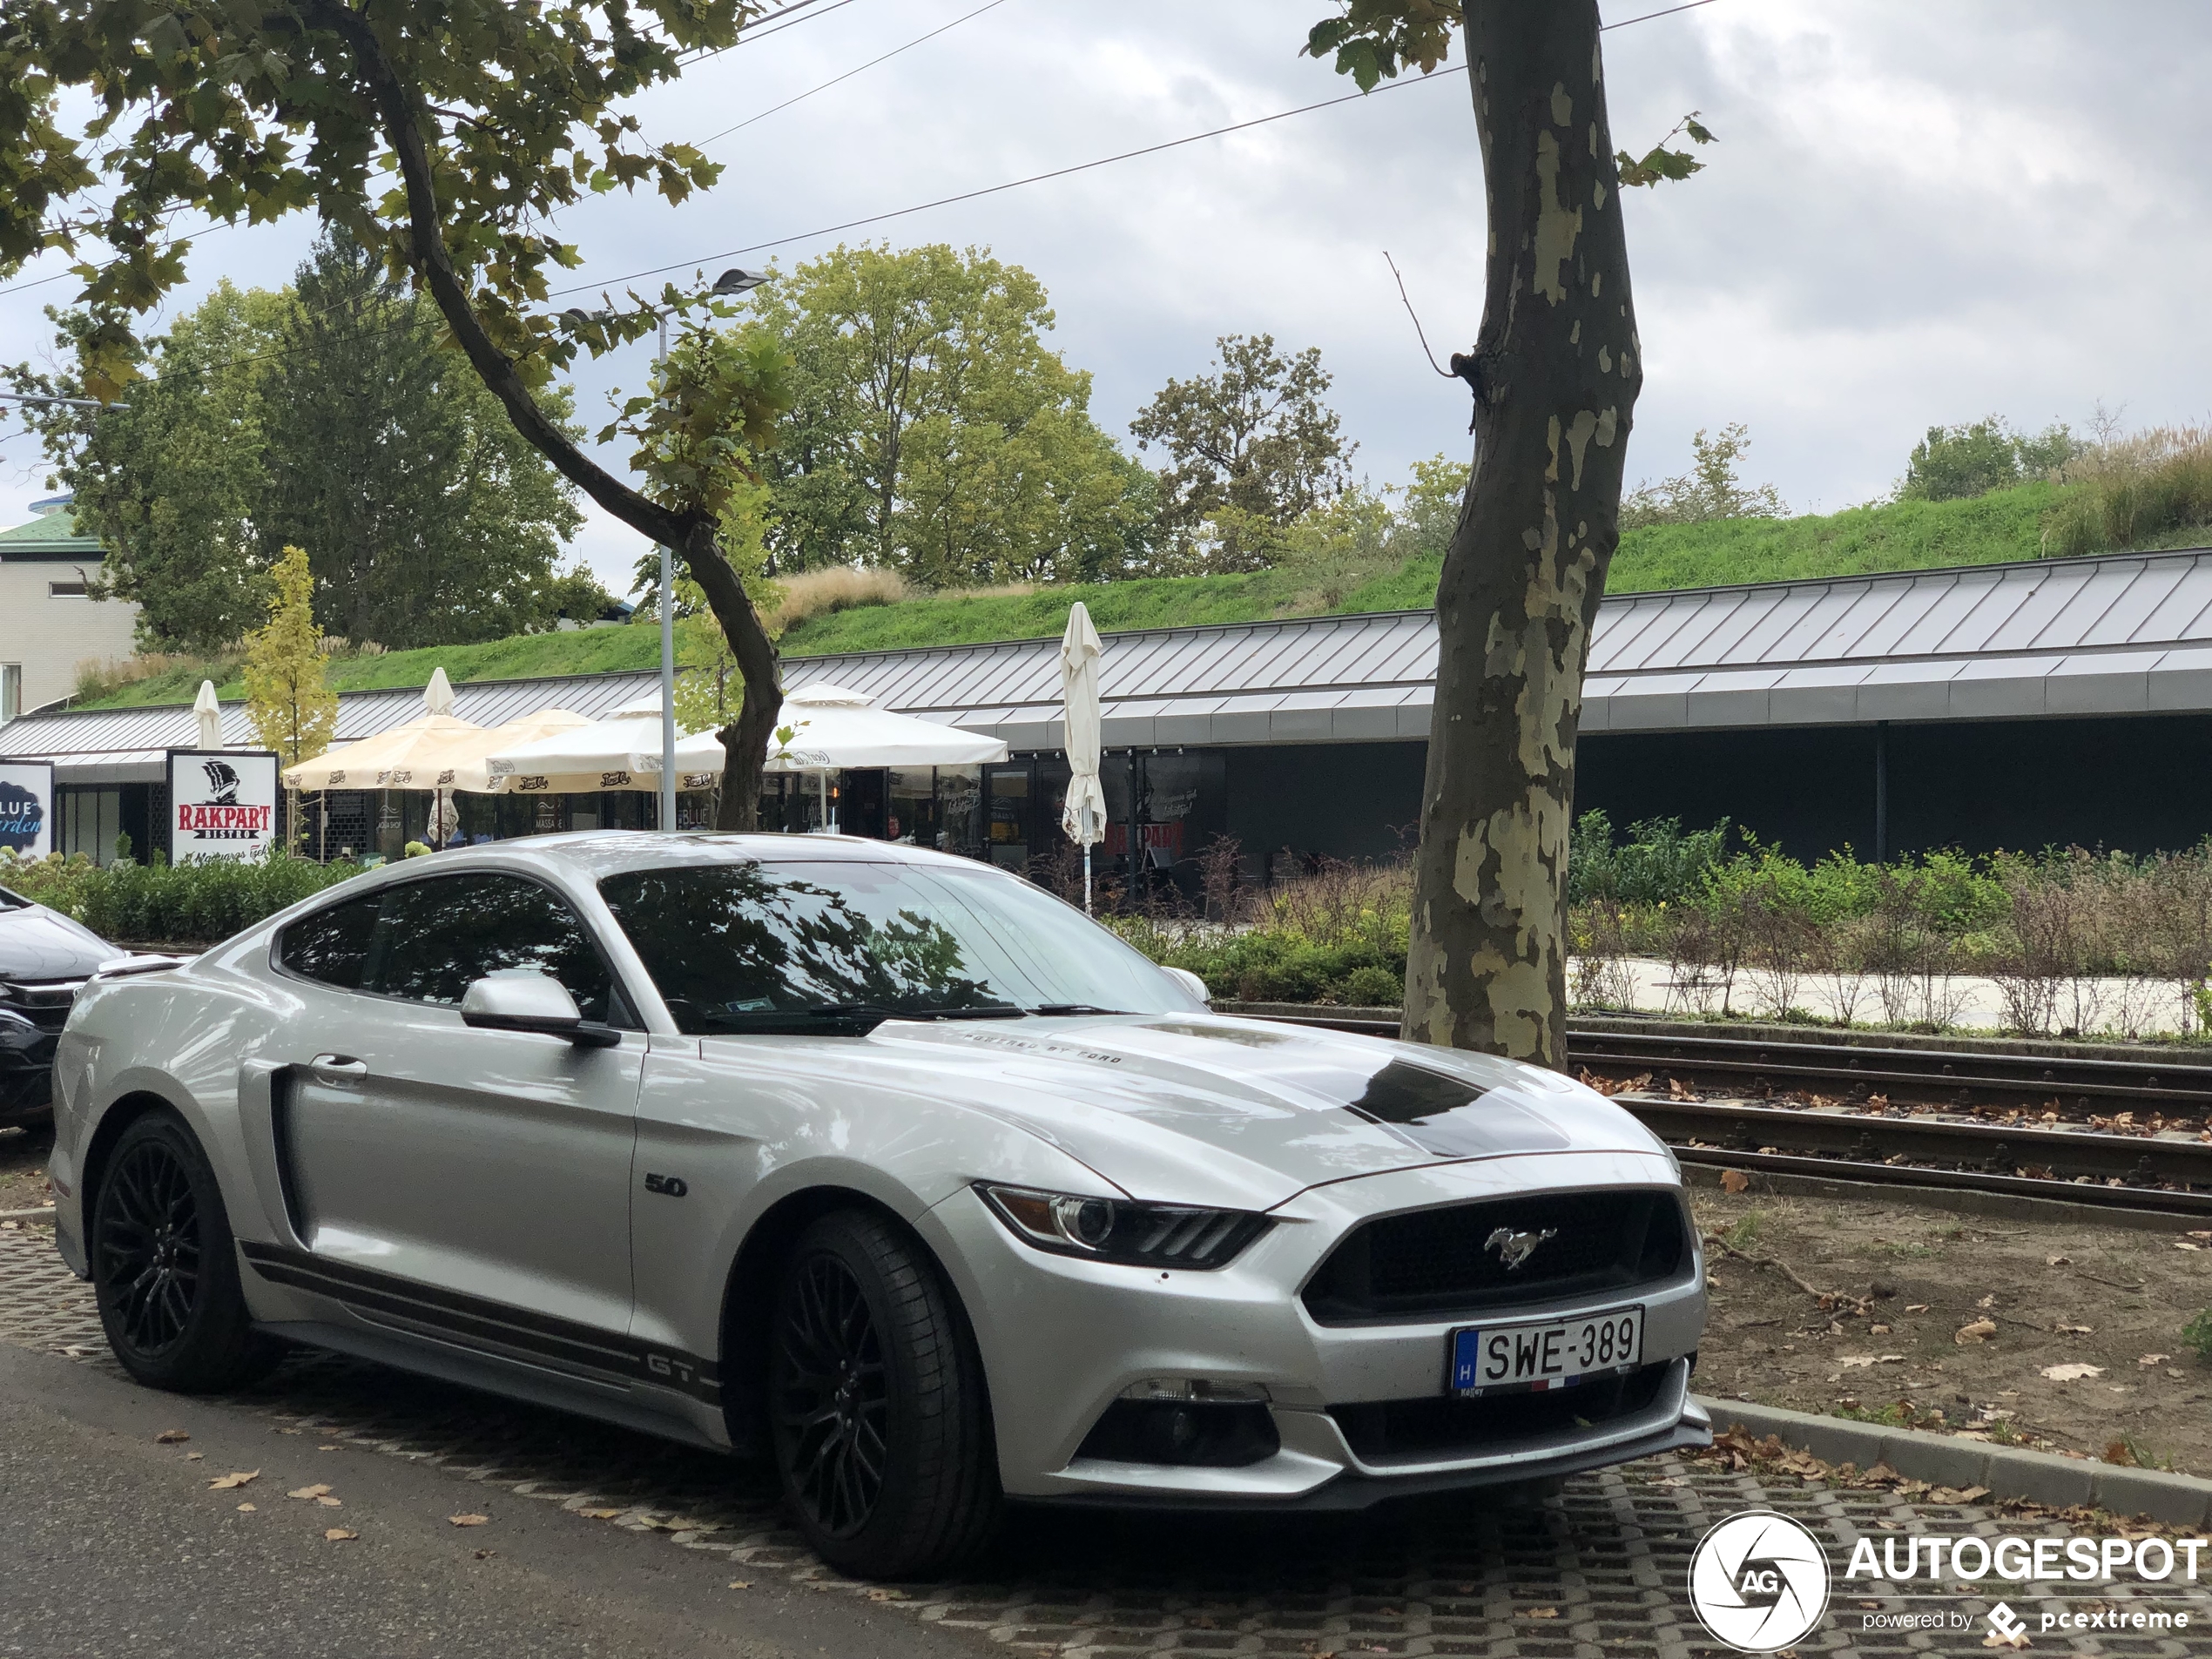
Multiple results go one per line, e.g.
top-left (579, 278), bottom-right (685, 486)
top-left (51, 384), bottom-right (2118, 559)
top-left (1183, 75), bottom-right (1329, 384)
top-left (91, 1110), bottom-right (281, 1393)
top-left (768, 1211), bottom-right (1000, 1577)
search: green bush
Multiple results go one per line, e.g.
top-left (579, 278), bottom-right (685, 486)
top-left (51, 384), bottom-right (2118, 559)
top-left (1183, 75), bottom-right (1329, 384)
top-left (2183, 1309), bottom-right (2212, 1363)
top-left (0, 851), bottom-right (366, 946)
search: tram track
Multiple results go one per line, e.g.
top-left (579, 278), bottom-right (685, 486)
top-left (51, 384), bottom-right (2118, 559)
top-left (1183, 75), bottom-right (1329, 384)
top-left (1241, 1007), bottom-right (2212, 1217)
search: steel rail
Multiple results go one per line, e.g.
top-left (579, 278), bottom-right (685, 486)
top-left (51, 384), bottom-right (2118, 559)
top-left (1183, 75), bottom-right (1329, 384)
top-left (1241, 1008), bottom-right (2212, 1217)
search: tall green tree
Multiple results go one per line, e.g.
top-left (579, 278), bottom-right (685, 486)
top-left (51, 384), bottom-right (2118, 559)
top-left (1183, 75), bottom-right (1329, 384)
top-left (242, 543), bottom-right (338, 769)
top-left (258, 228), bottom-right (588, 648)
top-left (750, 243), bottom-right (1150, 586)
top-left (0, 0), bottom-right (793, 830)
top-left (1129, 333), bottom-right (1353, 571)
top-left (1304, 3), bottom-right (1710, 1066)
top-left (5, 284), bottom-right (285, 651)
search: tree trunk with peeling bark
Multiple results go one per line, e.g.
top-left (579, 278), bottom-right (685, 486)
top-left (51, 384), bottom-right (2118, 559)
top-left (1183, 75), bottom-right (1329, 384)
top-left (314, 0), bottom-right (783, 830)
top-left (1401, 2), bottom-right (1641, 1069)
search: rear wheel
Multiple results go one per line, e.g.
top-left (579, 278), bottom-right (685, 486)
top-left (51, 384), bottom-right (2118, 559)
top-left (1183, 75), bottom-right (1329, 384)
top-left (768, 1211), bottom-right (1000, 1577)
top-left (92, 1111), bottom-right (280, 1393)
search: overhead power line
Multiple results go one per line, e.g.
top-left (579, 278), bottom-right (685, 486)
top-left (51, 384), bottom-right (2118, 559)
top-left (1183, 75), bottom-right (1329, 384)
top-left (4, 0), bottom-right (1723, 389)
top-left (697, 0), bottom-right (1006, 147)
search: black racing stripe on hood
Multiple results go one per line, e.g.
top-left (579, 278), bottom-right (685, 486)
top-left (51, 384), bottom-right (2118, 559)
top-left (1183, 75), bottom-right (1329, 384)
top-left (1345, 1059), bottom-right (1575, 1159)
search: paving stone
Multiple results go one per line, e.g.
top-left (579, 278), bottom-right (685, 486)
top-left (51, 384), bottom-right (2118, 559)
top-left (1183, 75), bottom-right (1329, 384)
top-left (1, 1226), bottom-right (2201, 1656)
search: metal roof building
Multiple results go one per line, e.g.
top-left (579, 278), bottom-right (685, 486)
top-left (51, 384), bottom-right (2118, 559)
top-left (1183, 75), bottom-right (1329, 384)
top-left (5, 546), bottom-right (2212, 867)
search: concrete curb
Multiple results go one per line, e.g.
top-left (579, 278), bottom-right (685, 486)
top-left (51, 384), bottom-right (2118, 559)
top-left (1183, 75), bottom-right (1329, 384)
top-left (0, 1206), bottom-right (55, 1222)
top-left (1700, 1396), bottom-right (2212, 1527)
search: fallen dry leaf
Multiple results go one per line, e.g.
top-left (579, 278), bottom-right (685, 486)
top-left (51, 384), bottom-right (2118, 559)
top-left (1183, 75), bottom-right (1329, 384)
top-left (448, 1514), bottom-right (489, 1527)
top-left (2140, 1353), bottom-right (2172, 1366)
top-left (2054, 1322), bottom-right (2094, 1335)
top-left (324, 1527), bottom-right (358, 1542)
top-left (577, 1507), bottom-right (622, 1521)
top-left (207, 1470), bottom-right (260, 1490)
top-left (2175, 1242), bottom-right (2202, 1252)
top-left (1870, 1323), bottom-right (1892, 1334)
top-left (867, 1588), bottom-right (909, 1602)
top-left (2190, 1231), bottom-right (2212, 1241)
top-left (727, 1581), bottom-right (752, 1590)
top-left (185, 1453), bottom-right (202, 1462)
top-left (1720, 1170), bottom-right (1750, 1194)
top-left (1954, 1319), bottom-right (1998, 1345)
top-left (154, 1428), bottom-right (190, 1445)
top-left (235, 1503), bottom-right (256, 1513)
top-left (2041, 1362), bottom-right (2105, 1382)
top-left (1977, 1293), bottom-right (1997, 1308)
top-left (1905, 1303), bottom-right (1931, 1312)
top-left (319, 1444), bottom-right (340, 1452)
top-left (316, 1497), bottom-right (341, 1508)
top-left (1521, 1607), bottom-right (1559, 1619)
top-left (287, 1484), bottom-right (332, 1501)
top-left (2047, 1255), bottom-right (2072, 1267)
top-left (473, 1548), bottom-right (496, 1560)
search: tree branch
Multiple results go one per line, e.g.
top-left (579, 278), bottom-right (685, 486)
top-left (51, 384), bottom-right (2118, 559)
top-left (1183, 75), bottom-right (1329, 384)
top-left (305, 0), bottom-right (689, 552)
top-left (311, 0), bottom-right (786, 826)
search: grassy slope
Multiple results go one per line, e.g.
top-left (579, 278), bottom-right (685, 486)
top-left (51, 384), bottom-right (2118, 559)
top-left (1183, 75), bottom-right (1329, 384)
top-left (76, 482), bottom-right (2085, 708)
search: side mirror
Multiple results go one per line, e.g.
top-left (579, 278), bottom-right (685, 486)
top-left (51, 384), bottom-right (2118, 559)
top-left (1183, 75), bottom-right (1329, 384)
top-left (461, 970), bottom-right (622, 1049)
top-left (1162, 966), bottom-right (1212, 1006)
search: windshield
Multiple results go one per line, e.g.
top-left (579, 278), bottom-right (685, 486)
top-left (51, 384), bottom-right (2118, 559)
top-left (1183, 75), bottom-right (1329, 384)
top-left (597, 860), bottom-right (1201, 1035)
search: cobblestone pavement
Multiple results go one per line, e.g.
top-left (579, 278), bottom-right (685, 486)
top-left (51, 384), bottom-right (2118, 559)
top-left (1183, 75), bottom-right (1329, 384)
top-left (2, 1228), bottom-right (2202, 1656)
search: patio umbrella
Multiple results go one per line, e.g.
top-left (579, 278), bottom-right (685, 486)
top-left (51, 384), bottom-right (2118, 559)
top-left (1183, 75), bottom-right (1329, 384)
top-left (281, 668), bottom-right (479, 792)
top-left (481, 705), bottom-right (726, 797)
top-left (439, 708), bottom-right (597, 793)
top-left (762, 684), bottom-right (1010, 833)
top-left (1057, 604), bottom-right (1106, 913)
top-left (192, 680), bottom-right (224, 751)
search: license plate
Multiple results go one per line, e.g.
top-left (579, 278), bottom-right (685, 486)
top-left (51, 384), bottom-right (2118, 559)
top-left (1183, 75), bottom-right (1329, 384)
top-left (1447, 1305), bottom-right (1643, 1396)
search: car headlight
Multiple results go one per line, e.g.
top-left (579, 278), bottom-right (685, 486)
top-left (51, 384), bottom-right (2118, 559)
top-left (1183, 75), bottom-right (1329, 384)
top-left (975, 1183), bottom-right (1270, 1269)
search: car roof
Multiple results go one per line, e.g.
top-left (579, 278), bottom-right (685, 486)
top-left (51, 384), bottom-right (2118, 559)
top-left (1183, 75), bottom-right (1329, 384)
top-left (421, 830), bottom-right (1010, 886)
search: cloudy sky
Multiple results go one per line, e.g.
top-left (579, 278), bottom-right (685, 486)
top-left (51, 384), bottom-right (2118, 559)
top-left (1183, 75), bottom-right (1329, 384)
top-left (2, 0), bottom-right (2205, 590)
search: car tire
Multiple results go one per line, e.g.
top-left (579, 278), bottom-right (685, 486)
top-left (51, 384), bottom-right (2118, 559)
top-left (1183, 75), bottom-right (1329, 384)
top-left (768, 1210), bottom-right (1001, 1577)
top-left (91, 1110), bottom-right (282, 1393)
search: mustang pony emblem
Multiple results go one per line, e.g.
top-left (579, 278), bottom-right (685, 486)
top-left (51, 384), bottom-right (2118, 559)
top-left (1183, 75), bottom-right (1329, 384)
top-left (1484, 1225), bottom-right (1558, 1271)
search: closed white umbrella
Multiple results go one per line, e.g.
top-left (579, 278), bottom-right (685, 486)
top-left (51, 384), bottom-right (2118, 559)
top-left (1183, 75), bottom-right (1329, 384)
top-left (192, 680), bottom-right (224, 751)
top-left (1057, 604), bottom-right (1106, 913)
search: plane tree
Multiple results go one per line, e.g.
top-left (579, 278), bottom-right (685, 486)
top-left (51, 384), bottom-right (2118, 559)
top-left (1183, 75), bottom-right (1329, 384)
top-left (1303, 2), bottom-right (1710, 1065)
top-left (0, 0), bottom-right (789, 826)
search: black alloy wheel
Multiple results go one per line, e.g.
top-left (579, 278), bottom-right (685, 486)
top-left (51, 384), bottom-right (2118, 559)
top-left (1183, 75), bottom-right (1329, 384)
top-left (91, 1111), bottom-right (280, 1393)
top-left (774, 1251), bottom-right (891, 1538)
top-left (766, 1211), bottom-right (1001, 1577)
top-left (98, 1134), bottom-right (202, 1355)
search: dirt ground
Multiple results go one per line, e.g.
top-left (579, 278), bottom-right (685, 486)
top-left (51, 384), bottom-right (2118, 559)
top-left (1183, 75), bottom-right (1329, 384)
top-left (1691, 1181), bottom-right (2212, 1476)
top-left (0, 1123), bottom-right (52, 1213)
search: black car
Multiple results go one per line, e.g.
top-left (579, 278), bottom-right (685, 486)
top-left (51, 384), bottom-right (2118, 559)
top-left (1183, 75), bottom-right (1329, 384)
top-left (0, 885), bottom-right (122, 1127)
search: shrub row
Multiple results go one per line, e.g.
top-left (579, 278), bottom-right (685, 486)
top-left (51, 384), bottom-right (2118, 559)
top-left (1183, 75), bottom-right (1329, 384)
top-left (0, 852), bottom-right (366, 946)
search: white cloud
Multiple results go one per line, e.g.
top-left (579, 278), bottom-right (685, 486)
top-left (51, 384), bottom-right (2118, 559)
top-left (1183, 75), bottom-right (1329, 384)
top-left (3, 0), bottom-right (2208, 588)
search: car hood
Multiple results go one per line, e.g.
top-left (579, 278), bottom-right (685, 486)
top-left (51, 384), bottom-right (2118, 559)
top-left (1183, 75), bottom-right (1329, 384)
top-left (859, 1011), bottom-right (1669, 1211)
top-left (0, 901), bottom-right (116, 981)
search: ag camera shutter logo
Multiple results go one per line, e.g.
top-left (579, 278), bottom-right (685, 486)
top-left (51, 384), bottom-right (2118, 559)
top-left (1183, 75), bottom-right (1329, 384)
top-left (1689, 1510), bottom-right (1831, 1651)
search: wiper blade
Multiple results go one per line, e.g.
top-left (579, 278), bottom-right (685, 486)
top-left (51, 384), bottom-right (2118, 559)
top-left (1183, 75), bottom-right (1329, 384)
top-left (1025, 1003), bottom-right (1134, 1016)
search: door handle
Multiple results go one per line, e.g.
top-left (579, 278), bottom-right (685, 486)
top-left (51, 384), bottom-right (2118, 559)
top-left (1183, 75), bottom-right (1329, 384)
top-left (308, 1054), bottom-right (368, 1084)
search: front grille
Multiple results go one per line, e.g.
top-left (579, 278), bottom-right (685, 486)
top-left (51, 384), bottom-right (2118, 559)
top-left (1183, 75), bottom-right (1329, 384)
top-left (1329, 1361), bottom-right (1674, 1466)
top-left (0, 979), bottom-right (83, 1034)
top-left (1302, 1188), bottom-right (1689, 1325)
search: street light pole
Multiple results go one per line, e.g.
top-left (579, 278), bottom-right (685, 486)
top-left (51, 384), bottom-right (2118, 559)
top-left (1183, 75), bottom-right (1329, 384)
top-left (657, 313), bottom-right (678, 836)
top-left (560, 268), bottom-right (768, 838)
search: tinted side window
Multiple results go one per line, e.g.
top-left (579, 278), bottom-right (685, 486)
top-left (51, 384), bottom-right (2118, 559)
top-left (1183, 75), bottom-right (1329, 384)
top-left (372, 874), bottom-right (617, 1022)
top-left (277, 892), bottom-right (384, 989)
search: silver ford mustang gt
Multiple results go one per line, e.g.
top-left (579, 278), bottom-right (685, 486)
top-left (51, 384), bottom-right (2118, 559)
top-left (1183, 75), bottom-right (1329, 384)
top-left (47, 833), bottom-right (1708, 1575)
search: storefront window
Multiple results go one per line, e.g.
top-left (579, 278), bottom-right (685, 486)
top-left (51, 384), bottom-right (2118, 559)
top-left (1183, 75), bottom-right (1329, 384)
top-left (936, 766), bottom-right (982, 857)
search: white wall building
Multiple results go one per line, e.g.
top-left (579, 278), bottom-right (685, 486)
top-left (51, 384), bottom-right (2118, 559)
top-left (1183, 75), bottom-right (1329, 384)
top-left (0, 496), bottom-right (139, 720)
